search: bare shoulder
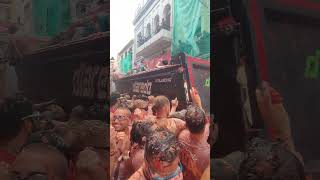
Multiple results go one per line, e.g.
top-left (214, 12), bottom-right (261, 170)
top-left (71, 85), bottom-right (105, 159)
top-left (128, 166), bottom-right (146, 180)
top-left (169, 118), bottom-right (186, 126)
top-left (177, 129), bottom-right (190, 141)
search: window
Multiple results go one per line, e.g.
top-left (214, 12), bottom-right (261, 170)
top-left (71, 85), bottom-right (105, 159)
top-left (137, 32), bottom-right (143, 47)
top-left (146, 23), bottom-right (151, 38)
top-left (163, 4), bottom-right (171, 30)
top-left (154, 15), bottom-right (160, 34)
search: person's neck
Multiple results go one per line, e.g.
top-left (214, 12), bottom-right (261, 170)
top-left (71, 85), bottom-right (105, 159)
top-left (120, 128), bottom-right (130, 136)
top-left (156, 112), bottom-right (168, 119)
top-left (189, 131), bottom-right (206, 144)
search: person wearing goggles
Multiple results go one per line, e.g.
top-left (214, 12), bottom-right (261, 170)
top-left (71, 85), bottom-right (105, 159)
top-left (111, 107), bottom-right (132, 179)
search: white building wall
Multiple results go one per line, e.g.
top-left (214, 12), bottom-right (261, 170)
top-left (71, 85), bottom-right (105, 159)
top-left (133, 0), bottom-right (172, 63)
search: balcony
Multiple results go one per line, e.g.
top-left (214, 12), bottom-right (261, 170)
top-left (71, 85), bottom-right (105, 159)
top-left (136, 27), bottom-right (171, 57)
top-left (133, 0), bottom-right (155, 24)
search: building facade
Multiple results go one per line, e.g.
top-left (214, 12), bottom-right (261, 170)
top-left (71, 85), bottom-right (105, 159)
top-left (70, 0), bottom-right (103, 22)
top-left (117, 39), bottom-right (134, 74)
top-left (133, 0), bottom-right (172, 70)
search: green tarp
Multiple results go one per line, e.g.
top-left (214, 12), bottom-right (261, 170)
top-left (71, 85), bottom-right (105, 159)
top-left (33, 0), bottom-right (71, 37)
top-left (120, 52), bottom-right (132, 74)
top-left (172, 0), bottom-right (210, 59)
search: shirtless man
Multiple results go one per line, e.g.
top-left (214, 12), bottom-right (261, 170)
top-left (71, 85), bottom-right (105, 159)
top-left (129, 129), bottom-right (183, 180)
top-left (178, 105), bottom-right (210, 180)
top-left (131, 99), bottom-right (149, 122)
top-left (152, 96), bottom-right (185, 134)
top-left (110, 107), bottom-right (132, 179)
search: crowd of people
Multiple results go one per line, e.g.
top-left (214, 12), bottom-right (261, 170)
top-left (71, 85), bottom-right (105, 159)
top-left (0, 94), bottom-right (109, 180)
top-left (110, 87), bottom-right (211, 180)
top-left (109, 81), bottom-right (307, 180)
top-left (0, 73), bottom-right (308, 180)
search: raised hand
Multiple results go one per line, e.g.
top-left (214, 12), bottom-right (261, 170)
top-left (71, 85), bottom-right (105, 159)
top-left (189, 87), bottom-right (203, 110)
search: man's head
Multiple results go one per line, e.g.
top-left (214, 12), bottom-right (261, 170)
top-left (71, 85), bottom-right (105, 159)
top-left (152, 96), bottom-right (170, 117)
top-left (131, 99), bottom-right (148, 121)
top-left (130, 121), bottom-right (155, 146)
top-left (112, 107), bottom-right (131, 132)
top-left (132, 108), bottom-right (147, 122)
top-left (145, 129), bottom-right (181, 177)
top-left (185, 105), bottom-right (206, 134)
top-left (168, 109), bottom-right (186, 120)
top-left (239, 138), bottom-right (305, 180)
top-left (11, 143), bottom-right (68, 180)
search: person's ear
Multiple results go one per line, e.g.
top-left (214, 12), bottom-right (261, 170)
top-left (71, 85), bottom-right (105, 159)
top-left (23, 119), bottom-right (33, 134)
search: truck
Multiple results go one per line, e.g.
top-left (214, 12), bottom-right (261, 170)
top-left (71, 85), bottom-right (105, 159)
top-left (6, 32), bottom-right (109, 118)
top-left (114, 53), bottom-right (210, 113)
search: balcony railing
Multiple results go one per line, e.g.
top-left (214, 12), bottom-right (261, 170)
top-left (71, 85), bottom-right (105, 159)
top-left (133, 0), bottom-right (155, 24)
top-left (137, 21), bottom-right (170, 48)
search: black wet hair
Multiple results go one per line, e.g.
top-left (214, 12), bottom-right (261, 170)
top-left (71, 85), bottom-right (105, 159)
top-left (239, 138), bottom-right (305, 180)
top-left (0, 95), bottom-right (33, 140)
top-left (130, 121), bottom-right (154, 146)
top-left (185, 105), bottom-right (206, 134)
top-left (110, 92), bottom-right (120, 107)
top-left (145, 128), bottom-right (179, 163)
top-left (168, 109), bottom-right (187, 120)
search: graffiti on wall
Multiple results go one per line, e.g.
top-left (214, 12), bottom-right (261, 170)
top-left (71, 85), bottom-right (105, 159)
top-left (72, 63), bottom-right (107, 99)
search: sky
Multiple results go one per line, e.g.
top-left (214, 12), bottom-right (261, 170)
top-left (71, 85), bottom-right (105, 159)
top-left (110, 0), bottom-right (139, 60)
